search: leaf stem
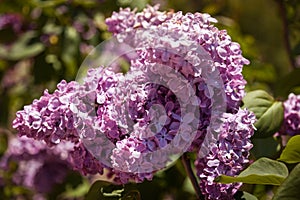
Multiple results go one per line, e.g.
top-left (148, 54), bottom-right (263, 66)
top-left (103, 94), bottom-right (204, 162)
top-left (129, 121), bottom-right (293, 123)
top-left (181, 153), bottom-right (205, 200)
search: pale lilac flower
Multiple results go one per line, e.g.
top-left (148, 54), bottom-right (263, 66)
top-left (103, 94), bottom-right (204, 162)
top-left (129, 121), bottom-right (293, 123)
top-left (195, 108), bottom-right (256, 199)
top-left (13, 80), bottom-right (80, 145)
top-left (106, 5), bottom-right (171, 37)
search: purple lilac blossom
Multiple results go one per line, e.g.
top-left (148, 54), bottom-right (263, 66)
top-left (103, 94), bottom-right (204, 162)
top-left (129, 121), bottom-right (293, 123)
top-left (105, 5), bottom-right (249, 151)
top-left (195, 108), bottom-right (256, 200)
top-left (0, 136), bottom-right (73, 194)
top-left (13, 5), bottom-right (251, 186)
top-left (279, 93), bottom-right (300, 136)
top-left (105, 5), bottom-right (171, 37)
top-left (13, 80), bottom-right (80, 145)
top-left (12, 66), bottom-right (157, 184)
top-left (13, 63), bottom-right (192, 184)
top-left (77, 67), bottom-right (182, 183)
top-left (106, 4), bottom-right (249, 112)
top-left (11, 76), bottom-right (106, 176)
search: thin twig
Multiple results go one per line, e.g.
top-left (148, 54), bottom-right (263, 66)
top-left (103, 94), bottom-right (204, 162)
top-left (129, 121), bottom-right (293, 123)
top-left (181, 153), bottom-right (205, 200)
top-left (277, 0), bottom-right (296, 70)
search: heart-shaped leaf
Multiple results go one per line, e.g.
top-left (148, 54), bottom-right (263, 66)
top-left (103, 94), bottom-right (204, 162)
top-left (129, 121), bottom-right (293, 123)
top-left (242, 90), bottom-right (284, 138)
top-left (215, 157), bottom-right (288, 185)
top-left (278, 135), bottom-right (300, 164)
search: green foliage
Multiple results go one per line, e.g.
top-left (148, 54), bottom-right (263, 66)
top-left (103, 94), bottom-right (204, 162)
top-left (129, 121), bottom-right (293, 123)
top-left (85, 180), bottom-right (140, 200)
top-left (240, 192), bottom-right (259, 200)
top-left (273, 163), bottom-right (300, 200)
top-left (61, 26), bottom-right (80, 80)
top-left (0, 32), bottom-right (44, 60)
top-left (215, 157), bottom-right (288, 185)
top-left (278, 135), bottom-right (300, 164)
top-left (234, 191), bottom-right (259, 200)
top-left (243, 90), bottom-right (284, 138)
top-left (0, 130), bottom-right (8, 157)
top-left (251, 137), bottom-right (280, 159)
top-left (275, 68), bottom-right (300, 97)
top-left (117, 0), bottom-right (149, 10)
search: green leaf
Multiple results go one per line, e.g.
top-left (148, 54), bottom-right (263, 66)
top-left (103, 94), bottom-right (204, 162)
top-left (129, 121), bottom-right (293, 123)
top-left (273, 163), bottom-right (300, 200)
top-left (215, 157), bottom-right (288, 185)
top-left (59, 178), bottom-right (90, 198)
top-left (85, 180), bottom-right (125, 200)
top-left (0, 31), bottom-right (44, 60)
top-left (240, 192), bottom-right (259, 200)
top-left (121, 190), bottom-right (141, 200)
top-left (278, 135), bottom-right (300, 164)
top-left (234, 191), bottom-right (258, 200)
top-left (242, 90), bottom-right (284, 138)
top-left (182, 177), bottom-right (196, 194)
top-left (61, 26), bottom-right (80, 79)
top-left (85, 180), bottom-right (111, 200)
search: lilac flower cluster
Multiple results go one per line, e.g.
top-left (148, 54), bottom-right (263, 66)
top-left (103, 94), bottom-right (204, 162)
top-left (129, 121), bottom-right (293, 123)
top-left (13, 5), bottom-right (253, 190)
top-left (0, 136), bottom-right (73, 195)
top-left (105, 4), bottom-right (249, 151)
top-left (13, 80), bottom-right (80, 145)
top-left (13, 66), bottom-right (157, 184)
top-left (279, 93), bottom-right (300, 136)
top-left (77, 67), bottom-right (187, 182)
top-left (106, 4), bottom-right (249, 112)
top-left (12, 73), bottom-right (112, 177)
top-left (195, 108), bottom-right (256, 200)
